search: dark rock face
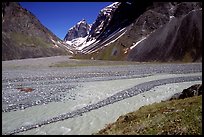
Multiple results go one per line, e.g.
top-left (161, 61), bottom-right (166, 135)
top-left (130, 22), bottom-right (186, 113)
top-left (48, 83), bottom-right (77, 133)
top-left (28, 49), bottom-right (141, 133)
top-left (64, 19), bottom-right (91, 41)
top-left (2, 2), bottom-right (68, 61)
top-left (127, 8), bottom-right (202, 62)
top-left (126, 2), bottom-right (202, 62)
top-left (173, 2), bottom-right (202, 18)
top-left (80, 1), bottom-right (157, 54)
top-left (96, 1), bottom-right (153, 40)
top-left (87, 2), bottom-right (120, 41)
top-left (169, 84), bottom-right (202, 100)
top-left (73, 1), bottom-right (202, 62)
top-left (86, 1), bottom-right (154, 43)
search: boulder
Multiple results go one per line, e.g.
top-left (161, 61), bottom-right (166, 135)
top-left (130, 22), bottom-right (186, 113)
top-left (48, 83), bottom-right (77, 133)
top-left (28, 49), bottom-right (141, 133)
top-left (168, 84), bottom-right (202, 101)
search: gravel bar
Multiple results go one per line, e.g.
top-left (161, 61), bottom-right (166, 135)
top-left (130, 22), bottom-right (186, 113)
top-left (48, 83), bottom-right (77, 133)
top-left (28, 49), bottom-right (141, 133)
top-left (3, 75), bottom-right (201, 135)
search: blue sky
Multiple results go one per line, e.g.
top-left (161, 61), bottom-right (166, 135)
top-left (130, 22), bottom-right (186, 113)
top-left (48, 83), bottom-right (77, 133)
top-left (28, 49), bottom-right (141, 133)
top-left (19, 2), bottom-right (112, 40)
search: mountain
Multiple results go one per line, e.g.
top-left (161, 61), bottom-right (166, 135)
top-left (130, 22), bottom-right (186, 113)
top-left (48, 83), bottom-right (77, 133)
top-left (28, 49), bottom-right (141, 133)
top-left (86, 2), bottom-right (121, 42)
top-left (127, 8), bottom-right (202, 62)
top-left (64, 19), bottom-right (91, 41)
top-left (64, 19), bottom-right (91, 50)
top-left (69, 2), bottom-right (202, 62)
top-left (63, 2), bottom-right (121, 52)
top-left (2, 2), bottom-right (71, 61)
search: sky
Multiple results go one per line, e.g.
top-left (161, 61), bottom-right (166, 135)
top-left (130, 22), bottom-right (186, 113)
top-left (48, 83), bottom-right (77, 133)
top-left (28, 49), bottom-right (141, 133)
top-left (19, 2), bottom-right (113, 40)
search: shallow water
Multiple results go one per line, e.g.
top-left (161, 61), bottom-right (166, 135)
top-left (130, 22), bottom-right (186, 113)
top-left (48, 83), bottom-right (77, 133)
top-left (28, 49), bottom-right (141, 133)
top-left (2, 73), bottom-right (201, 134)
top-left (16, 80), bottom-right (201, 135)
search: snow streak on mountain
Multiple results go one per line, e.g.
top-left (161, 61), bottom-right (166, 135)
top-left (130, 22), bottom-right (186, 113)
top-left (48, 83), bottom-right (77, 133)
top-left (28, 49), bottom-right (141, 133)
top-left (2, 1), bottom-right (201, 62)
top-left (63, 2), bottom-right (120, 51)
top-left (64, 1), bottom-right (202, 62)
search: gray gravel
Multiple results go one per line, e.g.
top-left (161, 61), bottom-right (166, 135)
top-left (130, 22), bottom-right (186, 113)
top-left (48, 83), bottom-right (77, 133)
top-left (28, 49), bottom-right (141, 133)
top-left (2, 63), bottom-right (201, 112)
top-left (2, 58), bottom-right (202, 135)
top-left (3, 76), bottom-right (202, 135)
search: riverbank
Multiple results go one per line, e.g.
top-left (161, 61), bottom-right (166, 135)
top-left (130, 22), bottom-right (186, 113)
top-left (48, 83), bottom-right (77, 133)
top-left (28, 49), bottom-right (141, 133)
top-left (2, 57), bottom-right (202, 135)
top-left (95, 95), bottom-right (202, 135)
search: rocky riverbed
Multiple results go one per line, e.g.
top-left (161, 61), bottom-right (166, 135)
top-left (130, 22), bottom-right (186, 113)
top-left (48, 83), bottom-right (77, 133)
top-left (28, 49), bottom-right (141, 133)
top-left (2, 56), bottom-right (202, 135)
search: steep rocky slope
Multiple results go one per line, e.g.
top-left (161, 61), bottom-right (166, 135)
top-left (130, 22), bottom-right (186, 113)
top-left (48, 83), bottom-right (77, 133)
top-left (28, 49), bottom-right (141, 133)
top-left (64, 19), bottom-right (91, 49)
top-left (127, 8), bottom-right (202, 62)
top-left (70, 2), bottom-right (202, 62)
top-left (2, 2), bottom-right (71, 61)
top-left (64, 19), bottom-right (91, 41)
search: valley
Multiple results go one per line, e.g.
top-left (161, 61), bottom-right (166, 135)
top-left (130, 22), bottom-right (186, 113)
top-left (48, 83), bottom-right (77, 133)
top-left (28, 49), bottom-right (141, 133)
top-left (2, 1), bottom-right (202, 135)
top-left (2, 56), bottom-right (202, 135)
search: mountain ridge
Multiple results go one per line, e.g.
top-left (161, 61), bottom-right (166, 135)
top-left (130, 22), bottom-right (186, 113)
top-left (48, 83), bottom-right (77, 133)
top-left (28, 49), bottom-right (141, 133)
top-left (68, 1), bottom-right (202, 62)
top-left (2, 2), bottom-right (202, 62)
top-left (64, 19), bottom-right (91, 41)
top-left (2, 2), bottom-right (71, 61)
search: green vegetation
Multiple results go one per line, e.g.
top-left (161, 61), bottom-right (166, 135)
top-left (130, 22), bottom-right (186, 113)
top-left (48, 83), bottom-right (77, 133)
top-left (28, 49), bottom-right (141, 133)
top-left (49, 59), bottom-right (141, 67)
top-left (96, 44), bottom-right (127, 61)
top-left (11, 32), bottom-right (51, 48)
top-left (95, 95), bottom-right (202, 135)
top-left (182, 51), bottom-right (193, 62)
top-left (73, 42), bottom-right (128, 61)
top-left (72, 43), bottom-right (196, 63)
top-left (49, 58), bottom-right (197, 68)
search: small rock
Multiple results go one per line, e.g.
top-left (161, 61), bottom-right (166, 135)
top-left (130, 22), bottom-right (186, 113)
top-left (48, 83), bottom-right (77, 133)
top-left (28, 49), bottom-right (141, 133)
top-left (17, 87), bottom-right (34, 92)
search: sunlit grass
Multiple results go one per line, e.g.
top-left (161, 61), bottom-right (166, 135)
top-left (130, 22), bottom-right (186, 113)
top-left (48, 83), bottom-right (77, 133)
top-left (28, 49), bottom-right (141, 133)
top-left (95, 95), bottom-right (202, 135)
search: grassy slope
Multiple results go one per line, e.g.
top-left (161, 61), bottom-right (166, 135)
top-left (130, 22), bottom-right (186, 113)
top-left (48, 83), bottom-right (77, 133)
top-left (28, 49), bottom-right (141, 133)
top-left (11, 32), bottom-right (51, 48)
top-left (72, 44), bottom-right (197, 62)
top-left (95, 95), bottom-right (202, 135)
top-left (72, 43), bottom-right (128, 61)
top-left (2, 32), bottom-right (68, 60)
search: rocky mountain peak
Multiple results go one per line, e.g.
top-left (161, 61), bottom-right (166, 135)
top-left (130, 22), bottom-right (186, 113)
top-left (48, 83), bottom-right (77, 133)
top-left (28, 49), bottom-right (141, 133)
top-left (77, 19), bottom-right (86, 25)
top-left (70, 1), bottom-right (201, 62)
top-left (100, 2), bottom-right (120, 16)
top-left (64, 19), bottom-right (91, 41)
top-left (86, 2), bottom-right (121, 41)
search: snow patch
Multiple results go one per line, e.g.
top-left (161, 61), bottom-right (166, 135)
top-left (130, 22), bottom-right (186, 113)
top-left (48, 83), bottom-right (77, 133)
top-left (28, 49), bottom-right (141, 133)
top-left (104, 30), bottom-right (127, 47)
top-left (130, 36), bottom-right (147, 50)
top-left (169, 15), bottom-right (175, 20)
top-left (101, 2), bottom-right (120, 16)
top-left (72, 37), bottom-right (87, 46)
top-left (126, 2), bottom-right (132, 5)
top-left (65, 37), bottom-right (88, 47)
top-left (77, 39), bottom-right (96, 51)
top-left (65, 41), bottom-right (72, 45)
top-left (77, 20), bottom-right (86, 25)
top-left (51, 39), bottom-right (55, 43)
top-left (86, 28), bottom-right (127, 54)
top-left (103, 2), bottom-right (120, 10)
top-left (53, 44), bottom-right (59, 48)
top-left (101, 27), bottom-right (126, 45)
top-left (68, 50), bottom-right (74, 54)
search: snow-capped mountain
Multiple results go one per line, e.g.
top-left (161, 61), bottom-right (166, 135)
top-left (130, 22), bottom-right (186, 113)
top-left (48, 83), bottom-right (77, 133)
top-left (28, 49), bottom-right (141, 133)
top-left (86, 2), bottom-right (120, 41)
top-left (63, 2), bottom-right (120, 51)
top-left (65, 1), bottom-right (202, 62)
top-left (64, 19), bottom-right (91, 48)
